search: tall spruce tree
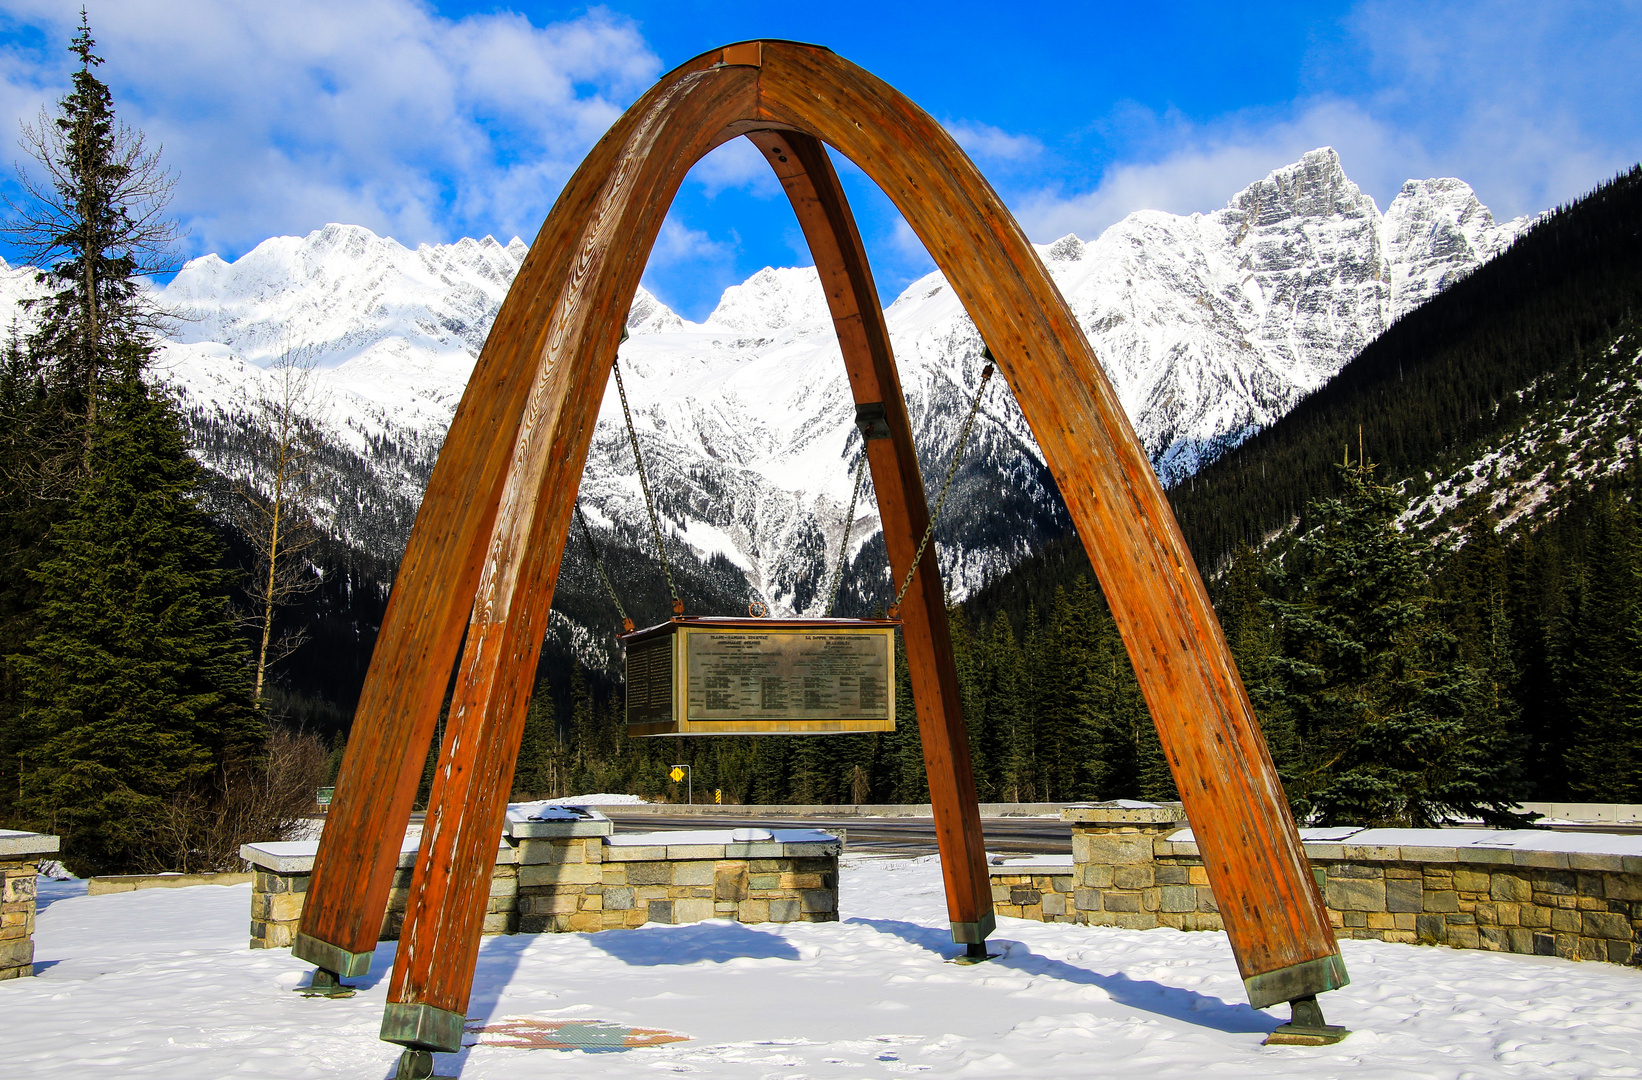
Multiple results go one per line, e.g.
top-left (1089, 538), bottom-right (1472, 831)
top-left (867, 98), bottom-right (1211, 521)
top-left (5, 15), bottom-right (178, 451)
top-left (1270, 460), bottom-right (1523, 827)
top-left (13, 378), bottom-right (261, 872)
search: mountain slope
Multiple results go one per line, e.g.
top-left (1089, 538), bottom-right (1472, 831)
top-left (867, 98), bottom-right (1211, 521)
top-left (137, 150), bottom-right (1528, 633)
top-left (1166, 163), bottom-right (1642, 572)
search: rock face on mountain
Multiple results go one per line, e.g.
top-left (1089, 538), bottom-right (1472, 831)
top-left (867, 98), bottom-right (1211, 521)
top-left (132, 148), bottom-right (1527, 631)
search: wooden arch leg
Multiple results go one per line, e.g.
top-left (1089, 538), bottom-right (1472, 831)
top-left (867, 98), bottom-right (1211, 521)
top-left (378, 71), bottom-right (764, 1052)
top-left (288, 117), bottom-right (649, 984)
top-left (749, 129), bottom-right (994, 949)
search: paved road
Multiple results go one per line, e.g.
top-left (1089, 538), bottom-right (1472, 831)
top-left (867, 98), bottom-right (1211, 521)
top-left (602, 811), bottom-right (1071, 857)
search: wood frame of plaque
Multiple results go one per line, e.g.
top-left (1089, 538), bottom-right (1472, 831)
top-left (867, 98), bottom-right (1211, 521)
top-left (621, 617), bottom-right (899, 736)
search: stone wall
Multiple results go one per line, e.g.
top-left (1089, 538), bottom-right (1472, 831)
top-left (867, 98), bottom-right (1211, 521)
top-left (1062, 802), bottom-right (1642, 964)
top-left (987, 857), bottom-right (1076, 923)
top-left (0, 830), bottom-right (59, 980)
top-left (88, 872), bottom-right (253, 895)
top-left (241, 813), bottom-right (841, 951)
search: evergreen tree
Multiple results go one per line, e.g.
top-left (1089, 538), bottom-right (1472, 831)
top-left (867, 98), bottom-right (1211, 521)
top-left (4, 14), bottom-right (179, 453)
top-left (1270, 460), bottom-right (1522, 827)
top-left (13, 378), bottom-right (261, 872)
top-left (1560, 495), bottom-right (1642, 798)
top-left (1220, 542), bottom-right (1301, 785)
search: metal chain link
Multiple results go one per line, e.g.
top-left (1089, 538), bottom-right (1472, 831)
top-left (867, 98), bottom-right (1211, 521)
top-left (888, 362), bottom-right (993, 616)
top-left (825, 451), bottom-right (870, 617)
top-left (575, 503), bottom-right (632, 631)
top-left (612, 356), bottom-right (681, 613)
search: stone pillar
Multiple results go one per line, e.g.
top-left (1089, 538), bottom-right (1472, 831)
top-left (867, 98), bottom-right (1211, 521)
top-left (1064, 802), bottom-right (1191, 929)
top-left (0, 829), bottom-right (60, 979)
top-left (509, 808), bottom-right (613, 934)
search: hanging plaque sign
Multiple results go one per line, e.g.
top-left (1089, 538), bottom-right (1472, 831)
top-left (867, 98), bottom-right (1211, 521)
top-left (621, 617), bottom-right (897, 736)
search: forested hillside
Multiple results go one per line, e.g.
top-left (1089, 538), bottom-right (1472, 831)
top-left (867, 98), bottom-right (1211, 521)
top-left (1168, 163), bottom-right (1642, 571)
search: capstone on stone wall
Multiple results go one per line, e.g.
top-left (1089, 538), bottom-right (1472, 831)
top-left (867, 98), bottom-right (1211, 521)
top-left (1060, 803), bottom-right (1642, 964)
top-left (241, 813), bottom-right (841, 951)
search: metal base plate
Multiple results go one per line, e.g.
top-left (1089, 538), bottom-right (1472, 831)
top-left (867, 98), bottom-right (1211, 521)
top-left (392, 1049), bottom-right (456, 1079)
top-left (296, 968), bottom-right (355, 998)
top-left (946, 952), bottom-right (1001, 966)
top-left (1264, 1023), bottom-right (1350, 1046)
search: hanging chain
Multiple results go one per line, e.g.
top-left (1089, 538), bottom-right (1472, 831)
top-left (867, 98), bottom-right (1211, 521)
top-left (576, 503), bottom-right (633, 632)
top-left (888, 362), bottom-right (994, 617)
top-left (612, 356), bottom-right (682, 614)
top-left (825, 451), bottom-right (870, 617)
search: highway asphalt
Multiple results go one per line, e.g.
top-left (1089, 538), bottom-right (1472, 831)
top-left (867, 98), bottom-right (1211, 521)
top-left (601, 810), bottom-right (1072, 857)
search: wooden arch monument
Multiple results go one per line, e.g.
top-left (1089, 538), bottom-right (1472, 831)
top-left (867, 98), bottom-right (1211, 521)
top-left (294, 40), bottom-right (1348, 1059)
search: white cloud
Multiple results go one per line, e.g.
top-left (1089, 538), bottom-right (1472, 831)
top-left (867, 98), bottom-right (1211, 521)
top-left (0, 0), bottom-right (662, 258)
top-left (945, 121), bottom-right (1043, 164)
top-left (646, 216), bottom-right (735, 270)
top-left (1012, 1), bottom-right (1642, 245)
top-left (687, 137), bottom-right (783, 198)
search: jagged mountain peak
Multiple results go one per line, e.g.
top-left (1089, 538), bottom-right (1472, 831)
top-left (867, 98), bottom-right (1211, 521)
top-left (1384, 178), bottom-right (1527, 319)
top-left (627, 284), bottom-right (684, 334)
top-left (1220, 147), bottom-right (1375, 234)
top-left (703, 265), bottom-right (829, 334)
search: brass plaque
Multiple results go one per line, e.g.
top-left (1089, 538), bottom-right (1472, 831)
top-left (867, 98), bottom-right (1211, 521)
top-left (684, 629), bottom-right (891, 722)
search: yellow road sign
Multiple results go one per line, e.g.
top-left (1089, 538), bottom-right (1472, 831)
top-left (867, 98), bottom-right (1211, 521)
top-left (669, 766), bottom-right (685, 783)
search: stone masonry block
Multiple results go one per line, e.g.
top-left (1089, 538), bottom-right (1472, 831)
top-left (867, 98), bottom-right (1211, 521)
top-left (1073, 888), bottom-right (1101, 912)
top-left (800, 890), bottom-right (835, 914)
top-left (671, 861), bottom-right (715, 887)
top-left (738, 899), bottom-right (770, 923)
top-left (1101, 891), bottom-right (1141, 913)
top-left (647, 900), bottom-right (675, 925)
top-left (1535, 871), bottom-right (1576, 896)
top-left (266, 891), bottom-right (305, 923)
top-left (674, 898), bottom-right (715, 924)
top-left (1386, 877), bottom-right (1423, 913)
top-left (1453, 869), bottom-right (1490, 894)
top-left (520, 862), bottom-right (600, 888)
top-left (1584, 910), bottom-right (1631, 939)
top-left (1083, 836), bottom-right (1156, 865)
top-left (769, 898), bottom-right (801, 923)
top-left (603, 886), bottom-right (634, 911)
top-left (1155, 864), bottom-right (1189, 885)
top-left (1327, 877), bottom-right (1386, 912)
top-left (1041, 893), bottom-right (1067, 916)
top-left (625, 862), bottom-right (672, 886)
top-left (2, 874), bottom-right (35, 903)
top-left (716, 866), bottom-right (749, 901)
top-left (518, 838), bottom-right (583, 865)
top-left (1415, 913), bottom-right (1446, 941)
top-left (1082, 865), bottom-right (1115, 889)
top-left (1447, 925), bottom-right (1481, 949)
top-left (1113, 865), bottom-right (1154, 890)
top-left (1423, 890), bottom-right (1460, 914)
top-left (606, 845), bottom-right (668, 862)
top-left (1159, 886), bottom-right (1195, 913)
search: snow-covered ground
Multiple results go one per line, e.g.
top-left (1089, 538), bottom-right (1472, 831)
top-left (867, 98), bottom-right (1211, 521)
top-left (11, 854), bottom-right (1642, 1078)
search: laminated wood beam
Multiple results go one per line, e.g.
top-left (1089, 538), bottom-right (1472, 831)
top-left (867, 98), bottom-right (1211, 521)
top-left (747, 128), bottom-right (993, 945)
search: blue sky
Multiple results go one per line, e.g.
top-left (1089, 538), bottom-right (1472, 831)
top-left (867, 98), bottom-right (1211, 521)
top-left (0, 1), bottom-right (1636, 320)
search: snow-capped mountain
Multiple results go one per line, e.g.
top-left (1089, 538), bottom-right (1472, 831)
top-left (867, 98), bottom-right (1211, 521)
top-left (4, 148), bottom-right (1530, 635)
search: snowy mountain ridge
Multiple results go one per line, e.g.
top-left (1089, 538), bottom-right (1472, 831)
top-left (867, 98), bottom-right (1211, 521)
top-left (0, 149), bottom-right (1531, 629)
